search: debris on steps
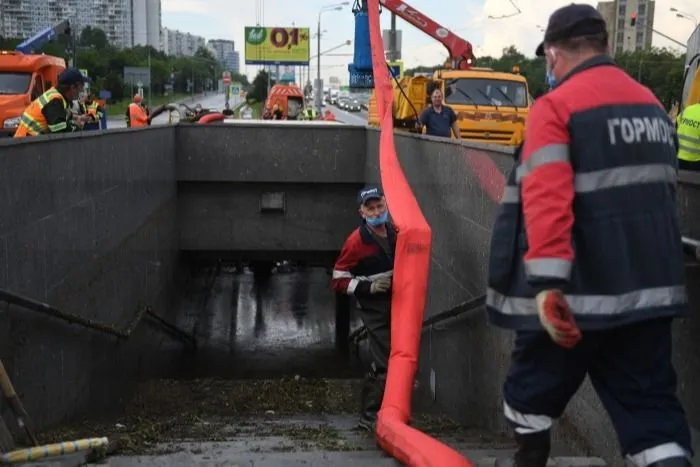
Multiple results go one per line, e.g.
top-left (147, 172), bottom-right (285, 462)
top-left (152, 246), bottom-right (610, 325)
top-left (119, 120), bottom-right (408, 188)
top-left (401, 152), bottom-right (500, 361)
top-left (25, 378), bottom-right (605, 466)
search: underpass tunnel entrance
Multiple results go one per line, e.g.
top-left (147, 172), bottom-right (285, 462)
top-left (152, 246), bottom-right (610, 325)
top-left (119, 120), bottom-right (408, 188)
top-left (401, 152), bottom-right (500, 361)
top-left (174, 253), bottom-right (366, 379)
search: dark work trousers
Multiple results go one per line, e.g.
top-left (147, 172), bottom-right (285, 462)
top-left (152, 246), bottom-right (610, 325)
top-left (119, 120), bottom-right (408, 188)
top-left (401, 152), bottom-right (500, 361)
top-left (356, 295), bottom-right (391, 423)
top-left (356, 296), bottom-right (391, 373)
top-left (503, 317), bottom-right (692, 461)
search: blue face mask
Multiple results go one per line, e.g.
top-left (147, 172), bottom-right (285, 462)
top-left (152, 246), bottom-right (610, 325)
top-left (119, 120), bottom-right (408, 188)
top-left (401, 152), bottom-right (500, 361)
top-left (366, 211), bottom-right (388, 227)
top-left (546, 72), bottom-right (557, 88)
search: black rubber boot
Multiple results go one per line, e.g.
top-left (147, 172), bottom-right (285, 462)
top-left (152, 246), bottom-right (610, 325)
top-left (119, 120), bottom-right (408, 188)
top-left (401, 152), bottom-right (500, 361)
top-left (358, 366), bottom-right (386, 432)
top-left (513, 430), bottom-right (551, 467)
top-left (646, 457), bottom-right (691, 467)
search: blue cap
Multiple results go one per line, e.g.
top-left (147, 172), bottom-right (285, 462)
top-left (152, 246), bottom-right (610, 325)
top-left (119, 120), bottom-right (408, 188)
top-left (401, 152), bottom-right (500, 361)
top-left (58, 67), bottom-right (91, 86)
top-left (357, 185), bottom-right (384, 205)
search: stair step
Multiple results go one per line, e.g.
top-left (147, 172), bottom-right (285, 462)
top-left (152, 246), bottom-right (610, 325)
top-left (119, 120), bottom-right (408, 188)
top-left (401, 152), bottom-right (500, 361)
top-left (24, 453), bottom-right (607, 467)
top-left (28, 412), bottom-right (607, 466)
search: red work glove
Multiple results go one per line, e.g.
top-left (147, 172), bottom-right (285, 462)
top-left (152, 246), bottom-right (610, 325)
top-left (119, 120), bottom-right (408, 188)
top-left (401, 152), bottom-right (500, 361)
top-left (535, 290), bottom-right (581, 349)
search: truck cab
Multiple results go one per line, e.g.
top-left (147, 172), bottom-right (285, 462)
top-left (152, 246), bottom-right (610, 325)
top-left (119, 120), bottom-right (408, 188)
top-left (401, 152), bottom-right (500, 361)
top-left (682, 25), bottom-right (699, 108)
top-left (265, 84), bottom-right (305, 120)
top-left (0, 51), bottom-right (66, 137)
top-left (437, 67), bottom-right (530, 145)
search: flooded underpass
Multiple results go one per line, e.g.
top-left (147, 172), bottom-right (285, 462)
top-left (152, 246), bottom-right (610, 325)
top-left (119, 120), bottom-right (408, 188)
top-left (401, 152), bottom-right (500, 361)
top-left (175, 263), bottom-right (364, 379)
top-left (31, 264), bottom-right (514, 466)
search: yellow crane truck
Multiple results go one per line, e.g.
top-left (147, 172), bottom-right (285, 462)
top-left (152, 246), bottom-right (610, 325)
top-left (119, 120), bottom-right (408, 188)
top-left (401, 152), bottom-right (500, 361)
top-left (368, 66), bottom-right (530, 146)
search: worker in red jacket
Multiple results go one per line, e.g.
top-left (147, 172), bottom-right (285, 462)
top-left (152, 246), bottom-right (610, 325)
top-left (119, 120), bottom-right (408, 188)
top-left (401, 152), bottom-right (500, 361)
top-left (331, 186), bottom-right (395, 432)
top-left (486, 4), bottom-right (691, 467)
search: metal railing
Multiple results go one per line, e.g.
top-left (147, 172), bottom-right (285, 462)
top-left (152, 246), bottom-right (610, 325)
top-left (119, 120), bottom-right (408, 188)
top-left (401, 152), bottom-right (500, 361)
top-left (683, 236), bottom-right (700, 261)
top-left (349, 294), bottom-right (487, 347)
top-left (0, 289), bottom-right (196, 347)
top-left (350, 237), bottom-right (700, 348)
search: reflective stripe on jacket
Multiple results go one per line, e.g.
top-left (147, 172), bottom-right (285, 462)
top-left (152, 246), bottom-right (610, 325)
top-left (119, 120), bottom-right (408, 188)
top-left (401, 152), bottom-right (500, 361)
top-left (677, 103), bottom-right (700, 163)
top-left (331, 222), bottom-right (396, 307)
top-left (486, 56), bottom-right (688, 331)
top-left (13, 88), bottom-right (68, 138)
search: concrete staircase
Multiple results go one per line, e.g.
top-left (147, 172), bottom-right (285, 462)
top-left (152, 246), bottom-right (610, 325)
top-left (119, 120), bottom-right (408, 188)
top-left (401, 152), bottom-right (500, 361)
top-left (26, 414), bottom-right (606, 466)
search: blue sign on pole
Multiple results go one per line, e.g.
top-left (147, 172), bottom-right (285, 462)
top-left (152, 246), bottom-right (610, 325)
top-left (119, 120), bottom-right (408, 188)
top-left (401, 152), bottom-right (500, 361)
top-left (349, 68), bottom-right (374, 89)
top-left (99, 90), bottom-right (112, 100)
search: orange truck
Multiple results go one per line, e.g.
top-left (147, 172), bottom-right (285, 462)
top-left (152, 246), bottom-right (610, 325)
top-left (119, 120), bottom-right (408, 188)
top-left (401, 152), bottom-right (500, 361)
top-left (265, 84), bottom-right (305, 120)
top-left (1, 20), bottom-right (71, 136)
top-left (0, 52), bottom-right (66, 136)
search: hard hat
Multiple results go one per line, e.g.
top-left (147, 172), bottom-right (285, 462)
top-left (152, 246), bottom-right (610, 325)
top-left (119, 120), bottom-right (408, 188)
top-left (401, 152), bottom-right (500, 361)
top-left (133, 94), bottom-right (142, 103)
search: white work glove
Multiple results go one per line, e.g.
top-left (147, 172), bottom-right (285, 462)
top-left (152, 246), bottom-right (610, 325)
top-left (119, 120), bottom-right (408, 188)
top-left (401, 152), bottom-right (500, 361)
top-left (370, 276), bottom-right (392, 294)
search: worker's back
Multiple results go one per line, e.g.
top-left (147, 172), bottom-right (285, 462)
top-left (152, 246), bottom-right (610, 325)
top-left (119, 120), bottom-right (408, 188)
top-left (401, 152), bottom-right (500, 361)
top-left (489, 58), bottom-right (685, 331)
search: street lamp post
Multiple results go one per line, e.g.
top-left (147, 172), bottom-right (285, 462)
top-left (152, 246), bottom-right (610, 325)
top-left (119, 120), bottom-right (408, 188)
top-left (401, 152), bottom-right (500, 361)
top-left (670, 8), bottom-right (698, 28)
top-left (316, 2), bottom-right (349, 112)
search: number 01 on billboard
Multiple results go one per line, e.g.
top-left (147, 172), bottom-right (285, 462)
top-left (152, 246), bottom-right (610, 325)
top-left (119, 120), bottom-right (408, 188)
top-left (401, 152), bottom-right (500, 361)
top-left (244, 26), bottom-right (311, 65)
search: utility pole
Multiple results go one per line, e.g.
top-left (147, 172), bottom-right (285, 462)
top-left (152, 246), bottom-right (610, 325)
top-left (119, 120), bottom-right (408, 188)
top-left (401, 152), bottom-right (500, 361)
top-left (389, 13), bottom-right (397, 61)
top-left (147, 48), bottom-right (152, 109)
top-left (316, 15), bottom-right (322, 112)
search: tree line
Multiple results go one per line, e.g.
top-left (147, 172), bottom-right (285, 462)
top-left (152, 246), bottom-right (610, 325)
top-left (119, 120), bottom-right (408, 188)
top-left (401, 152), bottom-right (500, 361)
top-left (0, 27), bottom-right (250, 103)
top-left (405, 45), bottom-right (687, 109)
top-left (8, 26), bottom-right (681, 107)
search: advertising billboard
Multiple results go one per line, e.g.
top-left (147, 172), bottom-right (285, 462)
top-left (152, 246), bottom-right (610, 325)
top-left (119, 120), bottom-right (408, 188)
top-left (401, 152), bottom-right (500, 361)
top-left (244, 27), bottom-right (310, 65)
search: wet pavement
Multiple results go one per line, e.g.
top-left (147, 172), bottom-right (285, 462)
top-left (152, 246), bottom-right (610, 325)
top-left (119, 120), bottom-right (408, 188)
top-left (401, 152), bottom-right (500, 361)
top-left (25, 266), bottom-right (610, 466)
top-left (174, 265), bottom-right (365, 378)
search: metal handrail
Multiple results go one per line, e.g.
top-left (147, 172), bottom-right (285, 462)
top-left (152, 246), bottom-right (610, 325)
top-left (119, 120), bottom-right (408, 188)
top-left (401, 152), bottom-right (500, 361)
top-left (349, 294), bottom-right (488, 345)
top-left (350, 236), bottom-right (700, 346)
top-left (0, 289), bottom-right (196, 347)
top-left (422, 295), bottom-right (486, 327)
top-left (682, 236), bottom-right (700, 261)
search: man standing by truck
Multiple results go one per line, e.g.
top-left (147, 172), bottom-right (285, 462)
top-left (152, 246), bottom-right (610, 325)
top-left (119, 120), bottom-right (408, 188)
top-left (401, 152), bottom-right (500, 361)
top-left (415, 87), bottom-right (461, 139)
top-left (13, 67), bottom-right (90, 138)
top-left (486, 5), bottom-right (692, 467)
top-left (331, 186), bottom-right (394, 431)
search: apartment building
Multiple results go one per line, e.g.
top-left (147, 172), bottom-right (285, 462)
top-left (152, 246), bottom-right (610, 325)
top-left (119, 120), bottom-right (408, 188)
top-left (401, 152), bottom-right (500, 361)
top-left (596, 0), bottom-right (655, 54)
top-left (0, 0), bottom-right (160, 49)
top-left (132, 0), bottom-right (161, 48)
top-left (208, 39), bottom-right (240, 74)
top-left (161, 27), bottom-right (205, 57)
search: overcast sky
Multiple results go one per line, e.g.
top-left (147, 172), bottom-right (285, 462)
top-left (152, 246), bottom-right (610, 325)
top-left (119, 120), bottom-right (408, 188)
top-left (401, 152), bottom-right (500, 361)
top-left (162, 0), bottom-right (699, 84)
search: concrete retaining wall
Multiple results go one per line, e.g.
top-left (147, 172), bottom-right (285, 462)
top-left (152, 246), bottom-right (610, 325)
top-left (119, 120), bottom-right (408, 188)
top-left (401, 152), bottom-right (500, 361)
top-left (370, 129), bottom-right (700, 465)
top-left (176, 124), bottom-right (367, 257)
top-left (0, 128), bottom-right (180, 430)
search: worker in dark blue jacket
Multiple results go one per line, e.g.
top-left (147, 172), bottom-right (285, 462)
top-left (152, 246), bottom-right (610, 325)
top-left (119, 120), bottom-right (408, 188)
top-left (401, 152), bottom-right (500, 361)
top-left (486, 4), bottom-right (691, 467)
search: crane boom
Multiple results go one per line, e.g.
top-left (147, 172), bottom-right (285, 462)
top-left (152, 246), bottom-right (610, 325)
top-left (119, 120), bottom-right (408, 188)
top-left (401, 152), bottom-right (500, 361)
top-left (15, 20), bottom-right (72, 54)
top-left (378, 0), bottom-right (475, 69)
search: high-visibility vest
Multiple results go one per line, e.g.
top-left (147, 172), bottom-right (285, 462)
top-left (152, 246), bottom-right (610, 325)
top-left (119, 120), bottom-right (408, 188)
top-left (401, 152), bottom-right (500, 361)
top-left (86, 101), bottom-right (103, 120)
top-left (677, 103), bottom-right (700, 163)
top-left (13, 88), bottom-right (69, 138)
top-left (128, 103), bottom-right (148, 127)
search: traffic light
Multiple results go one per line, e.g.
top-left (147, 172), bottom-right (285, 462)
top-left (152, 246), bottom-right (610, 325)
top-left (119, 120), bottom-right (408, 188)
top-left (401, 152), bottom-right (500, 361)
top-left (630, 12), bottom-right (637, 26)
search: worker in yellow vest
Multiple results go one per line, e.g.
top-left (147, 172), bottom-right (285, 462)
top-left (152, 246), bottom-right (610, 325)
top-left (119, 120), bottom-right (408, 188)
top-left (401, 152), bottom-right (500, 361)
top-left (14, 68), bottom-right (91, 138)
top-left (84, 94), bottom-right (104, 130)
top-left (677, 103), bottom-right (700, 171)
